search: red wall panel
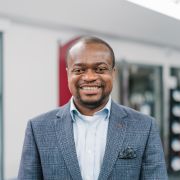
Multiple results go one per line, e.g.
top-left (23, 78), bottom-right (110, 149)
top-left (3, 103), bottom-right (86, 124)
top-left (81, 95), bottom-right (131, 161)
top-left (59, 37), bottom-right (80, 106)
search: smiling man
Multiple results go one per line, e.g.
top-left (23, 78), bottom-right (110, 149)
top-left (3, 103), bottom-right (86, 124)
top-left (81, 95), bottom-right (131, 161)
top-left (66, 39), bottom-right (115, 115)
top-left (18, 36), bottom-right (168, 180)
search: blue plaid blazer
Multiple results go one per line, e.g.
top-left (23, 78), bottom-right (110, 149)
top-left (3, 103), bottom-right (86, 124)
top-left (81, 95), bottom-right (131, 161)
top-left (18, 101), bottom-right (168, 180)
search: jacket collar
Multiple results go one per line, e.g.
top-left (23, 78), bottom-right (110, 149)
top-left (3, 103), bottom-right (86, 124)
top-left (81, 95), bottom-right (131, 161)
top-left (98, 101), bottom-right (128, 180)
top-left (55, 101), bottom-right (128, 180)
top-left (55, 102), bottom-right (83, 180)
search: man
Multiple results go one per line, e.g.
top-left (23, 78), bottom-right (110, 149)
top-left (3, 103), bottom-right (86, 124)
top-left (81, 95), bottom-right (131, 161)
top-left (18, 36), bottom-right (168, 180)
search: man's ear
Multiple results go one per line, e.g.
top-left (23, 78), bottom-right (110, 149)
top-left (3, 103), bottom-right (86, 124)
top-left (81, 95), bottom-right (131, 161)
top-left (66, 67), bottom-right (69, 77)
top-left (112, 67), bottom-right (116, 78)
top-left (66, 67), bottom-right (69, 73)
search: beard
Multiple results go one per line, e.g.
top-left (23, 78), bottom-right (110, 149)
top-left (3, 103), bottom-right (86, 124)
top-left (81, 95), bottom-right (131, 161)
top-left (75, 91), bottom-right (109, 109)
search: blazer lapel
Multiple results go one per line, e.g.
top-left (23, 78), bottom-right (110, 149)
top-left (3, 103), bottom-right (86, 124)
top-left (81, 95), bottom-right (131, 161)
top-left (55, 103), bottom-right (82, 180)
top-left (98, 101), bottom-right (128, 180)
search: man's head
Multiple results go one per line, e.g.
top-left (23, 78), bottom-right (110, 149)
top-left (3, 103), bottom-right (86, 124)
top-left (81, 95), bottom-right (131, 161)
top-left (66, 36), bottom-right (116, 113)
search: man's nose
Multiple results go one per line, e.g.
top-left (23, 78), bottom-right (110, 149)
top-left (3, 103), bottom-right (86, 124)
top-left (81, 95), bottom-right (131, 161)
top-left (82, 69), bottom-right (98, 81)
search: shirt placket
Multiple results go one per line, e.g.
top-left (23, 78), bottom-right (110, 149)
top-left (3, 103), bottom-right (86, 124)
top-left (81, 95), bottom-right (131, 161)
top-left (84, 122), bottom-right (96, 180)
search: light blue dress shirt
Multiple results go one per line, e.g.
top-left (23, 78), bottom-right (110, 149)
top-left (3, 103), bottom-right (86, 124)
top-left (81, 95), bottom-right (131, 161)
top-left (70, 97), bottom-right (111, 180)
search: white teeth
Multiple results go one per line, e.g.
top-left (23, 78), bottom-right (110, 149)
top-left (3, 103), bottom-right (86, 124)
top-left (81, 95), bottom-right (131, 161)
top-left (81, 87), bottom-right (99, 90)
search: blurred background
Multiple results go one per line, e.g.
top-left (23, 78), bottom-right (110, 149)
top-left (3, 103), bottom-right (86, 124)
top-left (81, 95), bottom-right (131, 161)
top-left (0, 0), bottom-right (180, 179)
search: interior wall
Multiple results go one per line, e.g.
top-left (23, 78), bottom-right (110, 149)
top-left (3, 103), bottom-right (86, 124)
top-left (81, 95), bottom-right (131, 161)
top-left (1, 18), bottom-right (180, 179)
top-left (1, 19), bottom-right (77, 179)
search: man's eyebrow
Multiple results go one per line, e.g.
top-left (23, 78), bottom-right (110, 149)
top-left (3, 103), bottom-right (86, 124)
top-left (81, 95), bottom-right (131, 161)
top-left (95, 62), bottom-right (109, 66)
top-left (72, 63), bottom-right (86, 67)
top-left (73, 62), bottom-right (109, 67)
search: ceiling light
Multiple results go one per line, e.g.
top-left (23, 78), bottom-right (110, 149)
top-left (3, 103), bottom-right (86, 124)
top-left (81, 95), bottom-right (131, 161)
top-left (127, 0), bottom-right (180, 20)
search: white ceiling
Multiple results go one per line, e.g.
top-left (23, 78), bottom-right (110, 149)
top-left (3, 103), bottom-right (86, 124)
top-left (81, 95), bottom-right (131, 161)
top-left (0, 0), bottom-right (180, 49)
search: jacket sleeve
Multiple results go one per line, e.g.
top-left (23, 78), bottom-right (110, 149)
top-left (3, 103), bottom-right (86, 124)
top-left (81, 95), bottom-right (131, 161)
top-left (140, 119), bottom-right (168, 180)
top-left (18, 120), bottom-right (43, 180)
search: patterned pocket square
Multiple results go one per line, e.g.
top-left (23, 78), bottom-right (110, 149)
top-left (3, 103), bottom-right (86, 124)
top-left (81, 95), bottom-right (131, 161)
top-left (118, 147), bottom-right (137, 159)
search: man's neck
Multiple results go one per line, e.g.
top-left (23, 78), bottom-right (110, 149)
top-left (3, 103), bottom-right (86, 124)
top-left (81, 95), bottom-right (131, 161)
top-left (73, 98), bottom-right (110, 116)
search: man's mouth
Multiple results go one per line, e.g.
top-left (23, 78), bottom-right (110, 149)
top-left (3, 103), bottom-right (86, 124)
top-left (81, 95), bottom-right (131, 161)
top-left (80, 86), bottom-right (100, 90)
top-left (79, 85), bottom-right (102, 95)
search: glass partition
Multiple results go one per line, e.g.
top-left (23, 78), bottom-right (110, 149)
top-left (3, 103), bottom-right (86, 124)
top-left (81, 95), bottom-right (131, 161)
top-left (118, 61), bottom-right (163, 134)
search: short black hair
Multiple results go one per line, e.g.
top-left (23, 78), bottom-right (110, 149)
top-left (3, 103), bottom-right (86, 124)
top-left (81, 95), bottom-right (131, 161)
top-left (66, 36), bottom-right (115, 68)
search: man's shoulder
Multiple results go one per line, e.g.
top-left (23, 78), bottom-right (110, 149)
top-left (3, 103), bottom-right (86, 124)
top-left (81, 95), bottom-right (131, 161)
top-left (29, 103), bottom-right (70, 126)
top-left (112, 101), bottom-right (154, 124)
top-left (112, 101), bottom-right (156, 133)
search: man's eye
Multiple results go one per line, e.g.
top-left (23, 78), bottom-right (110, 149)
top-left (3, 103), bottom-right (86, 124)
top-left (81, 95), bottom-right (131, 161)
top-left (96, 67), bottom-right (108, 73)
top-left (72, 68), bottom-right (85, 74)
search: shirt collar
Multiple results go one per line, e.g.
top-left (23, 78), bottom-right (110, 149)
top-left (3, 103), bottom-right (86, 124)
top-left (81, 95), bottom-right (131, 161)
top-left (70, 96), bottom-right (112, 122)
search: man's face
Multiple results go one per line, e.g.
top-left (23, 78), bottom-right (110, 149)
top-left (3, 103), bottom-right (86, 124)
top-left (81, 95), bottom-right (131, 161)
top-left (66, 42), bottom-right (115, 109)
